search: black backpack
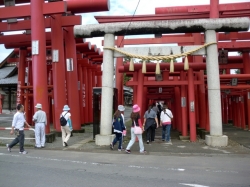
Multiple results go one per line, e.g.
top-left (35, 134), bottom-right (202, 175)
top-left (60, 111), bottom-right (68, 126)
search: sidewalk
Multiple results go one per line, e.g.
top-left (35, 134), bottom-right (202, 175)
top-left (1, 112), bottom-right (250, 156)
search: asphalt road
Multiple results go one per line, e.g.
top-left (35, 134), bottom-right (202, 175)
top-left (0, 148), bottom-right (249, 187)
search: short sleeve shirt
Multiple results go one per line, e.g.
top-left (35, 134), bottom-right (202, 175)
top-left (144, 109), bottom-right (157, 119)
top-left (61, 111), bottom-right (71, 126)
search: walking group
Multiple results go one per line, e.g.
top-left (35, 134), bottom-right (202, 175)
top-left (6, 103), bottom-right (73, 154)
top-left (110, 102), bottom-right (173, 154)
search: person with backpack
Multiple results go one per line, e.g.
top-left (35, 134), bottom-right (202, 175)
top-left (33, 103), bottom-right (47, 148)
top-left (160, 104), bottom-right (173, 144)
top-left (143, 105), bottom-right (159, 144)
top-left (60, 105), bottom-right (72, 147)
top-left (110, 105), bottom-right (126, 151)
top-left (125, 104), bottom-right (146, 154)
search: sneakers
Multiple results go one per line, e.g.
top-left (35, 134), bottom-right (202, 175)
top-left (19, 151), bottom-right (28, 154)
top-left (34, 146), bottom-right (41, 149)
top-left (146, 140), bottom-right (149, 144)
top-left (140, 150), bottom-right (147, 154)
top-left (110, 143), bottom-right (114, 150)
top-left (64, 142), bottom-right (68, 147)
top-left (125, 149), bottom-right (131, 154)
top-left (6, 144), bottom-right (11, 152)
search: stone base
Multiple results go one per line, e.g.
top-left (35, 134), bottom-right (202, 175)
top-left (46, 133), bottom-right (56, 143)
top-left (205, 135), bottom-right (228, 147)
top-left (95, 134), bottom-right (115, 146)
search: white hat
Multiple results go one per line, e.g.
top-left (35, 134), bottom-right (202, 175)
top-left (118, 105), bottom-right (125, 111)
top-left (35, 103), bottom-right (42, 109)
top-left (63, 105), bottom-right (70, 111)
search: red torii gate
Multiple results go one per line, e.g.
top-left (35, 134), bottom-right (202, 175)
top-left (0, 0), bottom-right (109, 135)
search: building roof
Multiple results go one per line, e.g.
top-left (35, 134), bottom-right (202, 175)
top-left (0, 66), bottom-right (16, 80)
top-left (0, 74), bottom-right (18, 85)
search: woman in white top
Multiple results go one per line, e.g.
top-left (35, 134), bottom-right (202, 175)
top-left (61, 105), bottom-right (72, 147)
top-left (160, 104), bottom-right (173, 144)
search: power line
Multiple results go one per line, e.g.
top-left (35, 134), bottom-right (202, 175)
top-left (118, 0), bottom-right (141, 48)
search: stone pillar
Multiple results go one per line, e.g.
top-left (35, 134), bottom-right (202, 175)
top-left (205, 30), bottom-right (228, 146)
top-left (95, 34), bottom-right (115, 145)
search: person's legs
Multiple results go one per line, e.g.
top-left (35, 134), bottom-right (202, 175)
top-left (151, 125), bottom-right (155, 141)
top-left (162, 125), bottom-right (166, 140)
top-left (18, 131), bottom-right (25, 152)
top-left (126, 128), bottom-right (136, 150)
top-left (112, 133), bottom-right (118, 146)
top-left (166, 125), bottom-right (171, 142)
top-left (8, 136), bottom-right (19, 149)
top-left (117, 133), bottom-right (122, 150)
top-left (61, 126), bottom-right (66, 146)
top-left (137, 134), bottom-right (145, 153)
top-left (146, 127), bottom-right (151, 142)
top-left (40, 124), bottom-right (45, 147)
top-left (35, 124), bottom-right (41, 147)
top-left (64, 126), bottom-right (71, 144)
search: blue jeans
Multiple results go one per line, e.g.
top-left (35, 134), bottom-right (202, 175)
top-left (112, 133), bottom-right (122, 149)
top-left (162, 125), bottom-right (171, 142)
top-left (9, 130), bottom-right (25, 152)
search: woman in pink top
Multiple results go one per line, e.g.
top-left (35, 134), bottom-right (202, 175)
top-left (125, 104), bottom-right (146, 154)
top-left (160, 104), bottom-right (173, 144)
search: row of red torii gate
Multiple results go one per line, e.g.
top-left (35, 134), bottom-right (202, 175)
top-left (0, 0), bottom-right (250, 147)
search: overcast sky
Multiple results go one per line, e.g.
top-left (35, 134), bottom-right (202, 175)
top-left (0, 0), bottom-right (249, 62)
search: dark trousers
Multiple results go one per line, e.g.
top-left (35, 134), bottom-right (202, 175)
top-left (112, 133), bottom-right (122, 149)
top-left (151, 124), bottom-right (156, 141)
top-left (146, 125), bottom-right (155, 142)
top-left (9, 130), bottom-right (25, 152)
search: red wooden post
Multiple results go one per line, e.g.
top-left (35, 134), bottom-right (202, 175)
top-left (137, 69), bottom-right (144, 117)
top-left (31, 0), bottom-right (49, 133)
top-left (188, 68), bottom-right (196, 141)
top-left (17, 47), bottom-right (26, 105)
top-left (82, 63), bottom-right (89, 123)
top-left (240, 96), bottom-right (246, 129)
top-left (51, 14), bottom-right (67, 131)
top-left (174, 76), bottom-right (181, 132)
top-left (77, 63), bottom-right (84, 125)
top-left (64, 27), bottom-right (81, 130)
top-left (180, 71), bottom-right (188, 136)
top-left (133, 72), bottom-right (138, 105)
top-left (198, 70), bottom-right (206, 129)
top-left (87, 67), bottom-right (93, 123)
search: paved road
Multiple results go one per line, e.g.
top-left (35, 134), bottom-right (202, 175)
top-left (0, 148), bottom-right (249, 187)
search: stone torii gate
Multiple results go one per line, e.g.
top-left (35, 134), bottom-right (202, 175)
top-left (74, 17), bottom-right (250, 147)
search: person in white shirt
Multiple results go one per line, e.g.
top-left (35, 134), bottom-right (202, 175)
top-left (160, 104), bottom-right (173, 144)
top-left (60, 105), bottom-right (72, 147)
top-left (33, 103), bottom-right (47, 148)
top-left (6, 104), bottom-right (31, 154)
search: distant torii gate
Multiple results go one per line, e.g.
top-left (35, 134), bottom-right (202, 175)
top-left (74, 17), bottom-right (250, 147)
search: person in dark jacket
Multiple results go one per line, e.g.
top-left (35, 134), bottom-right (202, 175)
top-left (110, 109), bottom-right (125, 151)
top-left (143, 105), bottom-right (159, 144)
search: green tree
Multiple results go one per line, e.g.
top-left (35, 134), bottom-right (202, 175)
top-left (161, 58), bottom-right (177, 63)
top-left (123, 57), bottom-right (131, 85)
top-left (235, 69), bottom-right (241, 74)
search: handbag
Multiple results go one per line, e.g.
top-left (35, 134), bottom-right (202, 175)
top-left (133, 121), bottom-right (142, 135)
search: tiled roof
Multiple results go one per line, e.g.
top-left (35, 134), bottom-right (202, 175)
top-left (0, 74), bottom-right (18, 85)
top-left (0, 66), bottom-right (16, 79)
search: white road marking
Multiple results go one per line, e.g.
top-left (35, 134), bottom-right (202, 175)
top-left (177, 146), bottom-right (186, 148)
top-left (202, 146), bottom-right (230, 154)
top-left (180, 183), bottom-right (209, 187)
top-left (0, 152), bottom-right (186, 172)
